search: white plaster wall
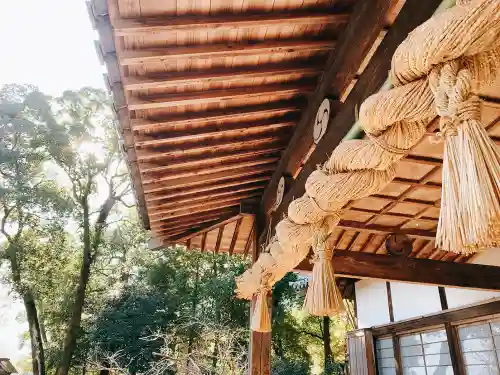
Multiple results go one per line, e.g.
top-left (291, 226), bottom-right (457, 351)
top-left (355, 279), bottom-right (390, 328)
top-left (445, 247), bottom-right (500, 308)
top-left (390, 282), bottom-right (442, 321)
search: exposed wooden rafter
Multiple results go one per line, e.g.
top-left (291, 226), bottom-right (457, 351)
top-left (113, 11), bottom-right (350, 35)
top-left (120, 40), bottom-right (336, 66)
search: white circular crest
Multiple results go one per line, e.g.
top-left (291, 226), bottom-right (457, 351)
top-left (274, 176), bottom-right (285, 210)
top-left (313, 98), bottom-right (330, 144)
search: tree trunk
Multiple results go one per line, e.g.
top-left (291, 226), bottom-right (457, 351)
top-left (323, 316), bottom-right (334, 375)
top-left (211, 255), bottom-right (220, 375)
top-left (23, 291), bottom-right (46, 375)
top-left (8, 245), bottom-right (46, 375)
top-left (56, 197), bottom-right (114, 375)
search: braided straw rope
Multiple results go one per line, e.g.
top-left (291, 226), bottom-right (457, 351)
top-left (237, 0), bottom-right (500, 315)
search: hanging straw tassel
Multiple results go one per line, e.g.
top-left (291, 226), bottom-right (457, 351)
top-left (303, 229), bottom-right (344, 316)
top-left (431, 61), bottom-right (500, 253)
top-left (251, 287), bottom-right (271, 332)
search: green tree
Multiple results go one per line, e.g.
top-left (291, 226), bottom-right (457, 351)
top-left (39, 88), bottom-right (133, 375)
top-left (0, 84), bottom-right (71, 375)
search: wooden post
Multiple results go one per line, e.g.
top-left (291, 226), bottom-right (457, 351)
top-left (249, 216), bottom-right (271, 375)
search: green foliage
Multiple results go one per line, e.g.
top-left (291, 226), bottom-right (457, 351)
top-left (0, 83), bottom-right (350, 375)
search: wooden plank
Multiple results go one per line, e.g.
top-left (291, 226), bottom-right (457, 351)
top-left (214, 226), bottom-right (224, 253)
top-left (123, 63), bottom-right (321, 90)
top-left (113, 11), bottom-right (350, 35)
top-left (150, 207), bottom-right (237, 227)
top-left (372, 298), bottom-right (500, 337)
top-left (128, 84), bottom-right (314, 110)
top-left (136, 136), bottom-right (287, 162)
top-left (139, 148), bottom-right (283, 174)
top-left (150, 208), bottom-right (239, 229)
top-left (141, 158), bottom-right (278, 185)
top-left (120, 40), bottom-right (336, 65)
top-left (261, 0), bottom-right (394, 214)
top-left (229, 218), bottom-right (243, 256)
top-left (145, 178), bottom-right (268, 203)
top-left (130, 102), bottom-right (300, 133)
top-left (295, 251), bottom-right (500, 291)
top-left (149, 192), bottom-right (261, 218)
top-left (148, 184), bottom-right (265, 210)
top-left (446, 323), bottom-right (466, 375)
top-left (265, 0), bottom-right (443, 235)
top-left (143, 165), bottom-right (273, 194)
top-left (134, 119), bottom-right (295, 148)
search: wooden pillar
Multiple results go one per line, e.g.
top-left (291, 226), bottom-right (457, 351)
top-left (249, 215), bottom-right (271, 375)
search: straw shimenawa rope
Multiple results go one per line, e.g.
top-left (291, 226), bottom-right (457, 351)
top-left (236, 0), bottom-right (500, 316)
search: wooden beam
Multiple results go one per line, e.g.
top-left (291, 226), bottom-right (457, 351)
top-left (172, 214), bottom-right (243, 242)
top-left (214, 226), bottom-right (224, 254)
top-left (113, 11), bottom-right (350, 35)
top-left (149, 193), bottom-right (261, 219)
top-left (150, 208), bottom-right (239, 230)
top-left (143, 166), bottom-right (273, 194)
top-left (142, 158), bottom-right (278, 185)
top-left (261, 0), bottom-right (394, 213)
top-left (130, 102), bottom-right (300, 133)
top-left (136, 136), bottom-right (287, 162)
top-left (134, 119), bottom-right (295, 148)
top-left (201, 232), bottom-right (207, 252)
top-left (337, 220), bottom-right (436, 240)
top-left (372, 298), bottom-right (500, 337)
top-left (243, 221), bottom-right (255, 259)
top-left (266, 0), bottom-right (444, 235)
top-left (128, 84), bottom-right (314, 110)
top-left (146, 179), bottom-right (268, 203)
top-left (139, 148), bottom-right (283, 174)
top-left (123, 63), bottom-right (321, 91)
top-left (229, 218), bottom-right (243, 256)
top-left (120, 40), bottom-right (336, 66)
top-left (148, 184), bottom-right (265, 210)
top-left (295, 251), bottom-right (500, 291)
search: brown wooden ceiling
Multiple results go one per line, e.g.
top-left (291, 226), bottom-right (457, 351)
top-left (90, 0), bottom-right (359, 254)
top-left (90, 0), bottom-right (500, 260)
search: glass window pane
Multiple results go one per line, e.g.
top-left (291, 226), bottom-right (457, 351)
top-left (494, 336), bottom-right (500, 350)
top-left (378, 367), bottom-right (397, 375)
top-left (466, 365), bottom-right (500, 375)
top-left (490, 321), bottom-right (500, 336)
top-left (401, 334), bottom-right (422, 347)
top-left (378, 338), bottom-right (394, 349)
top-left (463, 351), bottom-right (498, 366)
top-left (425, 342), bottom-right (450, 355)
top-left (460, 324), bottom-right (491, 340)
top-left (403, 367), bottom-right (427, 375)
top-left (423, 330), bottom-right (448, 344)
top-left (462, 338), bottom-right (495, 353)
top-left (402, 345), bottom-right (424, 357)
top-left (379, 357), bottom-right (396, 368)
top-left (425, 354), bottom-right (452, 366)
top-left (427, 366), bottom-right (455, 375)
top-left (378, 348), bottom-right (395, 359)
top-left (402, 356), bottom-right (426, 367)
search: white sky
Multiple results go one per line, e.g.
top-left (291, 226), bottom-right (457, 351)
top-left (0, 0), bottom-right (105, 96)
top-left (0, 0), bottom-right (105, 368)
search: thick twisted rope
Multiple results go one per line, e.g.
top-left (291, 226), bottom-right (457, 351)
top-left (237, 0), bottom-right (500, 305)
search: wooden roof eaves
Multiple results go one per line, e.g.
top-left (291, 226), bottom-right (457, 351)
top-left (89, 0), bottom-right (151, 229)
